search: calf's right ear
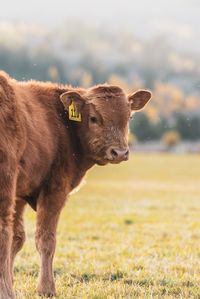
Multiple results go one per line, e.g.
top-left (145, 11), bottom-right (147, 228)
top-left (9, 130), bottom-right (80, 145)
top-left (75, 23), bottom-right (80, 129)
top-left (128, 90), bottom-right (152, 111)
top-left (60, 91), bottom-right (84, 113)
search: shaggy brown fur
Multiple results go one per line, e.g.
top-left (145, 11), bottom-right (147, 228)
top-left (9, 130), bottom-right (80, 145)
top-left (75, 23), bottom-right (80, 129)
top-left (0, 71), bottom-right (151, 298)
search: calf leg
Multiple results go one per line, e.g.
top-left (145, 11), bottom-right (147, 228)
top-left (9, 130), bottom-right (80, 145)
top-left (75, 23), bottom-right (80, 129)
top-left (0, 160), bottom-right (17, 299)
top-left (35, 190), bottom-right (66, 297)
top-left (10, 199), bottom-right (26, 279)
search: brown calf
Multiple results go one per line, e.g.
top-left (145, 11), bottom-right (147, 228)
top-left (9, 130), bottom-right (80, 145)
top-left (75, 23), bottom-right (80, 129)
top-left (0, 71), bottom-right (151, 298)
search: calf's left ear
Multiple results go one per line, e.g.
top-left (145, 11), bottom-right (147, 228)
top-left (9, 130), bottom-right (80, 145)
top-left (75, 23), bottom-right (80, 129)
top-left (60, 91), bottom-right (84, 113)
top-left (128, 90), bottom-right (152, 111)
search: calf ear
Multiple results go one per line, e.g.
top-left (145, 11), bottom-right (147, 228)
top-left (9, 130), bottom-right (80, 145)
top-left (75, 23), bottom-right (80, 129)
top-left (60, 91), bottom-right (84, 113)
top-left (128, 90), bottom-right (152, 111)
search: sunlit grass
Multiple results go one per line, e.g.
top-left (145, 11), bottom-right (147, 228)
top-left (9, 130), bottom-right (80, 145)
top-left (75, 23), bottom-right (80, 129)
top-left (14, 154), bottom-right (200, 298)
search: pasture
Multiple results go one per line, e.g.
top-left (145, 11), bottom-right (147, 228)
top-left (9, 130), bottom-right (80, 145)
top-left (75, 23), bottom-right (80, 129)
top-left (14, 154), bottom-right (200, 298)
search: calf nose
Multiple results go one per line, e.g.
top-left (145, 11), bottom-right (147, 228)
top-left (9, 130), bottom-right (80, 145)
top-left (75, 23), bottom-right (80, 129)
top-left (107, 147), bottom-right (129, 162)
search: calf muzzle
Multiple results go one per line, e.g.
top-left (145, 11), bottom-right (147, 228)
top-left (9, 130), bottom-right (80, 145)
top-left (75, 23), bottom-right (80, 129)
top-left (106, 147), bottom-right (129, 163)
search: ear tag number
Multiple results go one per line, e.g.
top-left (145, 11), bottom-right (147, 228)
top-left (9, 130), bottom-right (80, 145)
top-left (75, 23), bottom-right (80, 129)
top-left (68, 102), bottom-right (81, 122)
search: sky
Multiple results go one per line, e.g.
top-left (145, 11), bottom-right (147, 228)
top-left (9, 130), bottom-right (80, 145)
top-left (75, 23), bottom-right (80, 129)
top-left (1, 0), bottom-right (199, 30)
top-left (0, 0), bottom-right (199, 52)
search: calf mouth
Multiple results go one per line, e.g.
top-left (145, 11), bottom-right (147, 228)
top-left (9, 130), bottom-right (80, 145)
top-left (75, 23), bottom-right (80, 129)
top-left (95, 155), bottom-right (129, 166)
top-left (109, 157), bottom-right (129, 164)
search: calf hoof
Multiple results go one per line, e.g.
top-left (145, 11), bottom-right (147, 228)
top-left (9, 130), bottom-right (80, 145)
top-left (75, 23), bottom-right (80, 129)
top-left (38, 282), bottom-right (56, 298)
top-left (0, 278), bottom-right (15, 299)
top-left (38, 290), bottom-right (56, 298)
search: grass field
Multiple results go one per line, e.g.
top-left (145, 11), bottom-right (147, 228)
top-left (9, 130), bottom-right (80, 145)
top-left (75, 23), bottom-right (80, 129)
top-left (14, 154), bottom-right (200, 298)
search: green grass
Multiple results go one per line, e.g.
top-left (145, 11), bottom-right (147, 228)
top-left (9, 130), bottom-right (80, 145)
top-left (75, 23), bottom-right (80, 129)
top-left (14, 154), bottom-right (200, 298)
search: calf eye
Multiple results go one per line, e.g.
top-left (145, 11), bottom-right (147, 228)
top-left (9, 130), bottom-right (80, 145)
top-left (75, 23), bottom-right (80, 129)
top-left (90, 116), bottom-right (98, 124)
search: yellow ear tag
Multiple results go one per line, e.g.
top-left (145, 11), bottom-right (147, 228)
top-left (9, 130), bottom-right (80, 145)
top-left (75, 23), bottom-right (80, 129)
top-left (68, 102), bottom-right (81, 122)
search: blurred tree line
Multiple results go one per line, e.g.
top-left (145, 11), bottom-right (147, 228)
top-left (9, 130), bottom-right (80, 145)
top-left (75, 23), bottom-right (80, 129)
top-left (130, 113), bottom-right (200, 142)
top-left (0, 46), bottom-right (66, 82)
top-left (0, 21), bottom-right (200, 142)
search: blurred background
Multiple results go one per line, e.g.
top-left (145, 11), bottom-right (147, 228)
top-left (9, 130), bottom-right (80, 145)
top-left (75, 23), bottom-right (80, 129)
top-left (5, 3), bottom-right (199, 297)
top-left (1, 0), bottom-right (200, 152)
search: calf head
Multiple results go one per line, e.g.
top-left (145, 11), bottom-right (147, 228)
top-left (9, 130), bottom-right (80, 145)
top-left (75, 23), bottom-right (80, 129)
top-left (60, 85), bottom-right (151, 165)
